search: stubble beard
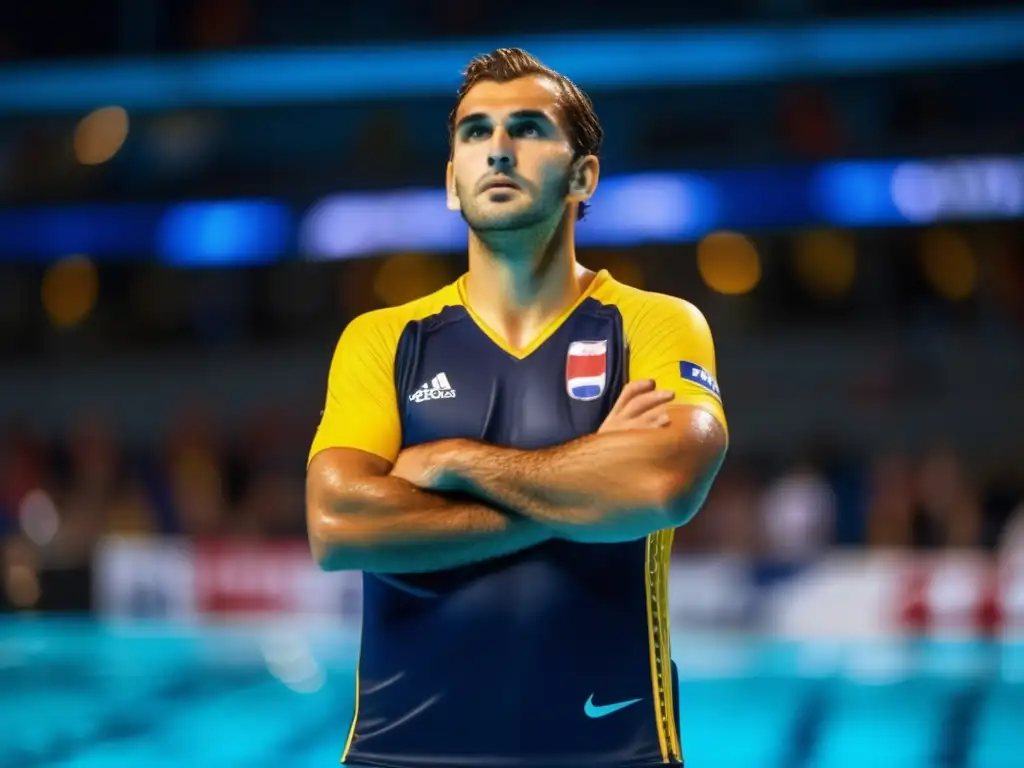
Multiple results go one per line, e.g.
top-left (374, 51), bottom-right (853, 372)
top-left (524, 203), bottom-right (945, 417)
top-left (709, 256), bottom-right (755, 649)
top-left (457, 173), bottom-right (571, 239)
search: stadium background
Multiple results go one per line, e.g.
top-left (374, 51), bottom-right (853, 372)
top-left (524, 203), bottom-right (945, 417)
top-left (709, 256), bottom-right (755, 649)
top-left (2, 1), bottom-right (1024, 766)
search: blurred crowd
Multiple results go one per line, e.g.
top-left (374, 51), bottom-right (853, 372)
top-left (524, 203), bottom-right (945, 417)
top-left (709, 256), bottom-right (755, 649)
top-left (2, 409), bottom-right (1023, 581)
top-left (686, 448), bottom-right (1024, 558)
top-left (0, 410), bottom-right (308, 575)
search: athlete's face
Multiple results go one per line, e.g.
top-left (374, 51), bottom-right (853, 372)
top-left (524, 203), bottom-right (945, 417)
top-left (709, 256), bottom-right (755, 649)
top-left (447, 75), bottom-right (598, 232)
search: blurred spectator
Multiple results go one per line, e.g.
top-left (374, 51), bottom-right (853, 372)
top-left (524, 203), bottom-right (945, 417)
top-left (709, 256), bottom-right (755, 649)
top-left (3, 404), bottom-right (1024, 573)
top-left (999, 500), bottom-right (1024, 553)
top-left (992, 470), bottom-right (1024, 553)
top-left (866, 454), bottom-right (917, 547)
top-left (912, 444), bottom-right (981, 549)
top-left (759, 457), bottom-right (836, 560)
top-left (0, 423), bottom-right (49, 533)
top-left (677, 463), bottom-right (761, 555)
top-left (2, 535), bottom-right (41, 610)
top-left (46, 412), bottom-right (122, 568)
top-left (163, 409), bottom-right (226, 538)
top-left (105, 478), bottom-right (161, 536)
top-left (867, 447), bottom-right (982, 550)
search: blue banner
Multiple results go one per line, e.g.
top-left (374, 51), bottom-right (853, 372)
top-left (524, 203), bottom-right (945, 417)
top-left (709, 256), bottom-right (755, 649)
top-left (2, 11), bottom-right (1024, 111)
top-left (0, 200), bottom-right (294, 265)
top-left (0, 155), bottom-right (1020, 264)
top-left (300, 156), bottom-right (1024, 260)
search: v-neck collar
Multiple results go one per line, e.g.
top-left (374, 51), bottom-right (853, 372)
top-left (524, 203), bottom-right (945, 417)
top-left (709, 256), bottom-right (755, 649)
top-left (454, 269), bottom-right (611, 361)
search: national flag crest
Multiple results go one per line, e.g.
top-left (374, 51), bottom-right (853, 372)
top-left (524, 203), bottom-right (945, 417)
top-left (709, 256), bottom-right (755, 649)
top-left (566, 340), bottom-right (608, 401)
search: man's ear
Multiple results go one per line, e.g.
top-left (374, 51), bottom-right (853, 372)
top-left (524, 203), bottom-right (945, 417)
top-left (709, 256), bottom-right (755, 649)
top-left (446, 161), bottom-right (460, 211)
top-left (566, 155), bottom-right (599, 206)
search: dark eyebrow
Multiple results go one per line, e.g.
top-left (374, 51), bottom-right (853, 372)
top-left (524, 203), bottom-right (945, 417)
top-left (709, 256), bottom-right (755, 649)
top-left (455, 109), bottom-right (555, 132)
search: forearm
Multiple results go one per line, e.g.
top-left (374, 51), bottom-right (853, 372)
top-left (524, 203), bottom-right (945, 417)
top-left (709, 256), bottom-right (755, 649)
top-left (308, 476), bottom-right (549, 574)
top-left (440, 411), bottom-right (725, 543)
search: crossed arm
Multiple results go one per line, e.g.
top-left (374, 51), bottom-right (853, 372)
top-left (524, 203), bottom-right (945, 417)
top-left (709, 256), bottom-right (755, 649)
top-left (306, 397), bottom-right (727, 572)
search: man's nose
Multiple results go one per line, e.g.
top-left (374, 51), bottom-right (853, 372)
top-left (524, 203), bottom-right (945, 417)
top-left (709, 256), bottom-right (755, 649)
top-left (487, 132), bottom-right (515, 171)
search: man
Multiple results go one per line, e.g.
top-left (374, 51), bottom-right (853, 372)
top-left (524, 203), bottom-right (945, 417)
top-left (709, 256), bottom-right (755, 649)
top-left (306, 48), bottom-right (728, 768)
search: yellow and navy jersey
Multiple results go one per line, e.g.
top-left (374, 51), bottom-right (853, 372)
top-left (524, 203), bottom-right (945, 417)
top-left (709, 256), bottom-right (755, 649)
top-left (309, 269), bottom-right (726, 768)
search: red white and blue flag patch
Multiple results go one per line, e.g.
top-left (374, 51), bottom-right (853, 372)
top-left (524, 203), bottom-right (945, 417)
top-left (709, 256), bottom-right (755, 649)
top-left (566, 340), bottom-right (608, 401)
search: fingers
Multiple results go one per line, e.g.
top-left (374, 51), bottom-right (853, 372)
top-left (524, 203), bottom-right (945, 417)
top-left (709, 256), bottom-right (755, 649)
top-left (609, 378), bottom-right (656, 414)
top-left (619, 387), bottom-right (675, 419)
top-left (646, 409), bottom-right (671, 427)
top-left (599, 380), bottom-right (675, 435)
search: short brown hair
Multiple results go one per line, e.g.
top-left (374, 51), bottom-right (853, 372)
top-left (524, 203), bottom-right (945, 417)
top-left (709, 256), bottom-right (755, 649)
top-left (448, 48), bottom-right (603, 221)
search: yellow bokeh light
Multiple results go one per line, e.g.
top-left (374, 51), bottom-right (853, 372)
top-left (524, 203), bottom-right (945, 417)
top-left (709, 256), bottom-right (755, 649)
top-left (74, 106), bottom-right (129, 165)
top-left (920, 229), bottom-right (976, 301)
top-left (41, 255), bottom-right (99, 328)
top-left (373, 253), bottom-right (455, 307)
top-left (5, 564), bottom-right (41, 609)
top-left (793, 229), bottom-right (856, 298)
top-left (697, 231), bottom-right (761, 295)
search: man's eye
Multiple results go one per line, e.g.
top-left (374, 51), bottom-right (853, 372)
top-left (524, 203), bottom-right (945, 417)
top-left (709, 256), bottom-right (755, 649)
top-left (515, 123), bottom-right (540, 138)
top-left (465, 126), bottom-right (489, 140)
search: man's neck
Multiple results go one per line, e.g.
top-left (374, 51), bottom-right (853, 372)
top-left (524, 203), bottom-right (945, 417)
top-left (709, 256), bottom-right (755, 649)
top-left (464, 218), bottom-right (594, 351)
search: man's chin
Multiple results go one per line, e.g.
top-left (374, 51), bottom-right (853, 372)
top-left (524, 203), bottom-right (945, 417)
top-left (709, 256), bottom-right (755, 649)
top-left (463, 207), bottom-right (546, 233)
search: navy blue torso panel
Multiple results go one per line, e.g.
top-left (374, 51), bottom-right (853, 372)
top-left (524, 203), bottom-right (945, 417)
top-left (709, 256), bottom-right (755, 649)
top-left (345, 299), bottom-right (679, 768)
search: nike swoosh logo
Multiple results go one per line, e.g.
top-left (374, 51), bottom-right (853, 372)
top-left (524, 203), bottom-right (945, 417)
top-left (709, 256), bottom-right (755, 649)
top-left (584, 694), bottom-right (643, 719)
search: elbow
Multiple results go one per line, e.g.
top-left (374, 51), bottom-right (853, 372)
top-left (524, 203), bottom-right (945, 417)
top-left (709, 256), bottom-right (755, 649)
top-left (306, 506), bottom-right (341, 571)
top-left (649, 434), bottom-right (728, 529)
top-left (306, 500), bottom-right (373, 571)
top-left (642, 474), bottom-right (697, 530)
top-left (647, 474), bottom-right (711, 530)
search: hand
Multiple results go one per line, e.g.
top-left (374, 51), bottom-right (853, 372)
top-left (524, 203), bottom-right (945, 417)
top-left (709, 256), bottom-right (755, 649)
top-left (598, 379), bottom-right (675, 434)
top-left (390, 441), bottom-right (461, 491)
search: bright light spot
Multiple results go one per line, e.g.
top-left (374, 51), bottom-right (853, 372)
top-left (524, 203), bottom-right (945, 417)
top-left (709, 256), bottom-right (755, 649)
top-left (74, 106), bottom-right (129, 165)
top-left (5, 565), bottom-right (41, 609)
top-left (18, 489), bottom-right (59, 546)
top-left (261, 632), bottom-right (306, 667)
top-left (41, 255), bottom-right (99, 328)
top-left (920, 229), bottom-right (977, 301)
top-left (261, 632), bottom-right (325, 694)
top-left (697, 231), bottom-right (761, 295)
top-left (285, 665), bottom-right (326, 693)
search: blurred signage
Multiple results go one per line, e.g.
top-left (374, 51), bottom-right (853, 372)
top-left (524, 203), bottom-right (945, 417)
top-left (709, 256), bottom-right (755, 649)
top-left (896, 554), bottom-right (1024, 636)
top-left (2, 155), bottom-right (1021, 263)
top-left (3, 11), bottom-right (1024, 110)
top-left (668, 557), bottom-right (761, 629)
top-left (890, 158), bottom-right (1024, 223)
top-left (768, 552), bottom-right (1024, 640)
top-left (193, 540), bottom-right (362, 619)
top-left (95, 537), bottom-right (760, 629)
top-left (94, 537), bottom-right (197, 619)
top-left (95, 537), bottom-right (1024, 641)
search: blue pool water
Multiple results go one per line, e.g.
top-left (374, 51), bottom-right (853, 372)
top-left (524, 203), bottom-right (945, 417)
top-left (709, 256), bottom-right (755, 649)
top-left (2, 618), bottom-right (1022, 768)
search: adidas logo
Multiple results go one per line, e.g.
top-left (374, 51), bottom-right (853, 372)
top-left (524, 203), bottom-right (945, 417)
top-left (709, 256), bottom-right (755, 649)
top-left (408, 372), bottom-right (457, 403)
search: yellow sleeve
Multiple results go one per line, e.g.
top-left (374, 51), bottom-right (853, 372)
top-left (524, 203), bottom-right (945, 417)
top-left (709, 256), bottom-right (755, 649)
top-left (307, 311), bottom-right (402, 465)
top-left (626, 294), bottom-right (728, 436)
